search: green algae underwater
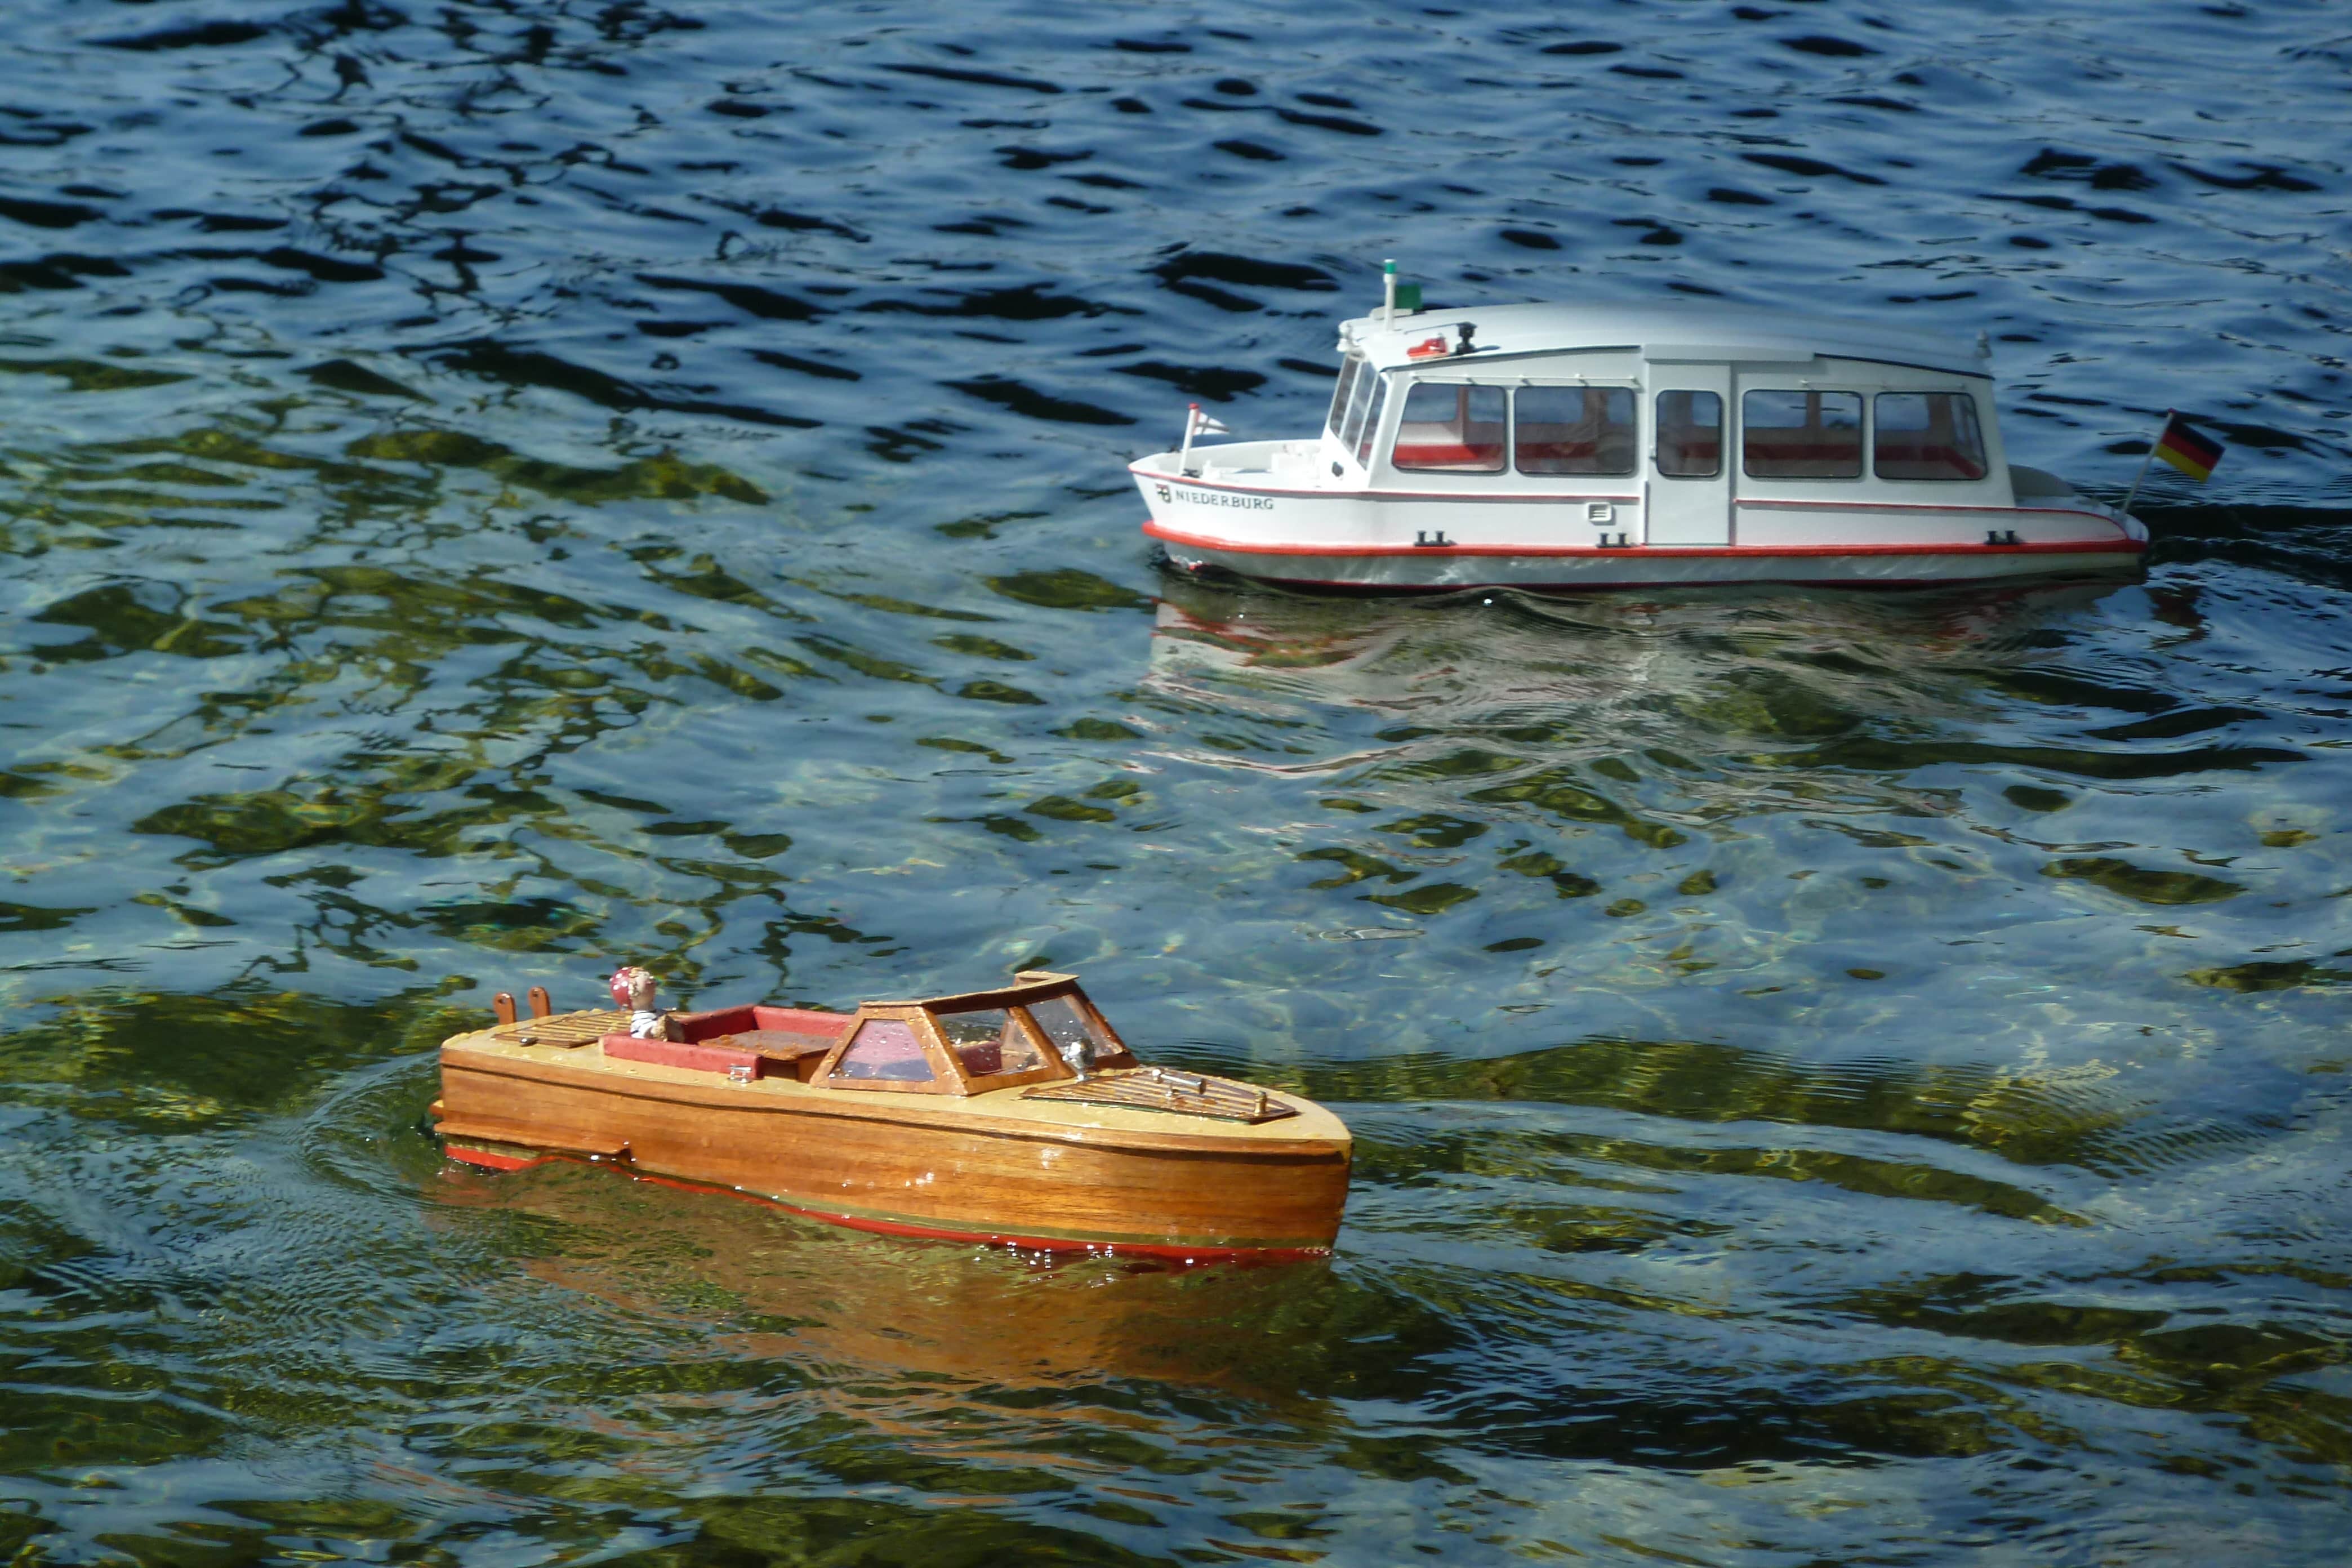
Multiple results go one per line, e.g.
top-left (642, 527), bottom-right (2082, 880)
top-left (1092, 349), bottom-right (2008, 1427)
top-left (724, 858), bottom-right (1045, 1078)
top-left (5, 0), bottom-right (2352, 1563)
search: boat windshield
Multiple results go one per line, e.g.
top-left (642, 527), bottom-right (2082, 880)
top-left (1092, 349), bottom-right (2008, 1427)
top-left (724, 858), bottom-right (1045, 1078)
top-left (830, 1018), bottom-right (936, 1083)
top-left (1338, 362), bottom-right (1380, 458)
top-left (1352, 375), bottom-right (1391, 467)
top-left (933, 1006), bottom-right (1050, 1078)
top-left (1023, 994), bottom-right (1122, 1074)
top-left (1326, 353), bottom-right (1364, 439)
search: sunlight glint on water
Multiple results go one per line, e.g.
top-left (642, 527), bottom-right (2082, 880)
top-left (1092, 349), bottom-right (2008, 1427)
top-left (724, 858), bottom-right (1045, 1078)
top-left (1, 2), bottom-right (2347, 1563)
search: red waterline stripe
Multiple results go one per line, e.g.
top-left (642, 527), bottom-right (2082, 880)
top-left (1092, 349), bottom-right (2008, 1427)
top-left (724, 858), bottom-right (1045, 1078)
top-left (1248, 572), bottom-right (2114, 594)
top-left (445, 1144), bottom-right (549, 1173)
top-left (1133, 466), bottom-right (2134, 536)
top-left (439, 1142), bottom-right (1329, 1264)
top-left (1144, 519), bottom-right (2143, 560)
top-left (1137, 469), bottom-right (2133, 536)
top-left (1134, 474), bottom-right (2129, 526)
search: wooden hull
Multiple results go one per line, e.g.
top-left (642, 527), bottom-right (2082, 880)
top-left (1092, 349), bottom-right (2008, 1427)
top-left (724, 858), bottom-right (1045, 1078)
top-left (434, 1037), bottom-right (1350, 1260)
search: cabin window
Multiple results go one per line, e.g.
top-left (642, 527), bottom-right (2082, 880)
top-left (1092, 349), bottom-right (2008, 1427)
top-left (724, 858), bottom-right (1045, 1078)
top-left (1655, 391), bottom-right (1722, 478)
top-left (1326, 353), bottom-right (1364, 439)
top-left (1024, 995), bottom-right (1120, 1072)
top-left (1353, 375), bottom-right (1392, 468)
top-left (1874, 392), bottom-right (1988, 481)
top-left (1391, 384), bottom-right (1507, 473)
top-left (1337, 362), bottom-right (1379, 458)
top-left (934, 1006), bottom-right (1048, 1078)
top-left (1743, 390), bottom-right (1863, 479)
top-left (829, 1018), bottom-right (936, 1083)
top-left (1514, 386), bottom-right (1637, 476)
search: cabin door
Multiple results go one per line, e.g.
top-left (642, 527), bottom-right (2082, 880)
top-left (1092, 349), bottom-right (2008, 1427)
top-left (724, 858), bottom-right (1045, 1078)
top-left (1643, 365), bottom-right (1732, 546)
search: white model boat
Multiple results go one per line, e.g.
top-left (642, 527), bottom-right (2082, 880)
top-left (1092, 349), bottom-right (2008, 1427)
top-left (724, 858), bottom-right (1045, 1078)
top-left (1132, 296), bottom-right (2148, 591)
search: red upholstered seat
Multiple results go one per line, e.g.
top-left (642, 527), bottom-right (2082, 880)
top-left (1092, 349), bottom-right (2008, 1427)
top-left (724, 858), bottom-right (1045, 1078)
top-left (608, 1005), bottom-right (851, 1077)
top-left (602, 1032), bottom-right (767, 1075)
top-left (1391, 442), bottom-right (1493, 467)
top-left (671, 1004), bottom-right (848, 1044)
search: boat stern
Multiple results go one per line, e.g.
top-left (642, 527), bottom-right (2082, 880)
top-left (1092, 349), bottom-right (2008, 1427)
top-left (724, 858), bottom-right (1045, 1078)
top-left (2011, 464), bottom-right (2150, 547)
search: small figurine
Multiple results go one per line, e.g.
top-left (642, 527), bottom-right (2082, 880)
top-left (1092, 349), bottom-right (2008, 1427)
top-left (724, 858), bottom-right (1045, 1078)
top-left (608, 965), bottom-right (680, 1040)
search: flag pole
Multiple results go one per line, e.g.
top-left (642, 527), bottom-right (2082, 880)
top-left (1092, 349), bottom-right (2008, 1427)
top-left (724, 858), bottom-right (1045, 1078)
top-left (1382, 259), bottom-right (1396, 326)
top-left (2118, 408), bottom-right (2171, 521)
top-left (1179, 403), bottom-right (1198, 475)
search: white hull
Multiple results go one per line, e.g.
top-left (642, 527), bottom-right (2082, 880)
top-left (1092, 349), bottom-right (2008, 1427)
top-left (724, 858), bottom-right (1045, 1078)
top-left (1133, 446), bottom-right (2146, 592)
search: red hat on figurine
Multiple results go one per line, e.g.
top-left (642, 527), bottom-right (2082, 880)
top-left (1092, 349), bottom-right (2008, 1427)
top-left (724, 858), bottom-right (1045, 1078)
top-left (609, 965), bottom-right (653, 1006)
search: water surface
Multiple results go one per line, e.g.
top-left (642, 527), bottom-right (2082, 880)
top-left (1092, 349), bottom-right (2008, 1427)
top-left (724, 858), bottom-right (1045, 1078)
top-left (3, 2), bottom-right (2350, 1563)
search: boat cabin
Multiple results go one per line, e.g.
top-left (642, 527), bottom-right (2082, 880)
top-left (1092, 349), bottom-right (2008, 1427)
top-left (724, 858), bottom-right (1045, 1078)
top-left (1311, 302), bottom-right (2012, 542)
top-left (439, 968), bottom-right (1341, 1253)
top-left (603, 970), bottom-right (1138, 1094)
top-left (814, 972), bottom-right (1137, 1095)
top-left (1134, 295), bottom-right (2139, 588)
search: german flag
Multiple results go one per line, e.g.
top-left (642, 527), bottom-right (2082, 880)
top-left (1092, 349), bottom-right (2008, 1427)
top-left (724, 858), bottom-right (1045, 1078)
top-left (2153, 413), bottom-right (2224, 483)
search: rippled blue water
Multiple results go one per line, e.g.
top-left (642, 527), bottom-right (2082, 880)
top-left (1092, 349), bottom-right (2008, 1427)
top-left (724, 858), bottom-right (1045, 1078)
top-left (2, 2), bottom-right (2349, 1563)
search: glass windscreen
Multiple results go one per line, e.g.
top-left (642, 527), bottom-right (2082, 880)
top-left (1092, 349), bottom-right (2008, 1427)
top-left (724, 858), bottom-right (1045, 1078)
top-left (933, 1007), bottom-right (1048, 1077)
top-left (1743, 389), bottom-right (1863, 479)
top-left (1338, 365), bottom-right (1379, 458)
top-left (1326, 354), bottom-right (1363, 439)
top-left (1874, 391), bottom-right (1988, 480)
top-left (830, 1018), bottom-right (935, 1082)
top-left (1514, 386), bottom-right (1637, 475)
top-left (1353, 376), bottom-right (1391, 467)
top-left (1655, 390), bottom-right (1723, 478)
top-left (1392, 383), bottom-right (1506, 473)
top-left (1023, 995), bottom-right (1120, 1073)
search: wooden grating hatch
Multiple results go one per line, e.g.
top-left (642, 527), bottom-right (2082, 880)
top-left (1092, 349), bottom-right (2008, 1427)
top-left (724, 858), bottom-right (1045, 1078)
top-left (489, 1010), bottom-right (631, 1048)
top-left (1022, 1066), bottom-right (1299, 1124)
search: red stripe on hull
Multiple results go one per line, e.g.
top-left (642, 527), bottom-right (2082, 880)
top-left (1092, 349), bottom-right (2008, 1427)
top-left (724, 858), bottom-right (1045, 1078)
top-left (444, 1143), bottom-right (553, 1173)
top-left (1220, 573), bottom-right (2121, 594)
top-left (1144, 518), bottom-right (2142, 560)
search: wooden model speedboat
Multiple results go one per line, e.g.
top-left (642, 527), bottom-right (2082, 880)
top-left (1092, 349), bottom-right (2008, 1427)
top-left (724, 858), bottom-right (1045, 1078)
top-left (1133, 292), bottom-right (2148, 591)
top-left (430, 971), bottom-right (1349, 1262)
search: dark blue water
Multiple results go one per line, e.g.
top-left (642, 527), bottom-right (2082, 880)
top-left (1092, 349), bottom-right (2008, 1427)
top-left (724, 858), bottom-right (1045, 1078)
top-left (3, 2), bottom-right (2349, 1562)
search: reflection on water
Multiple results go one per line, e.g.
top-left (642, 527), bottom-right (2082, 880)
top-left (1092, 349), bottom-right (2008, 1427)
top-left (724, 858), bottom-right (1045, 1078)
top-left (2, 0), bottom-right (2349, 1561)
top-left (1139, 574), bottom-right (2332, 1060)
top-left (1147, 574), bottom-right (2132, 764)
top-left (434, 1161), bottom-right (1366, 1404)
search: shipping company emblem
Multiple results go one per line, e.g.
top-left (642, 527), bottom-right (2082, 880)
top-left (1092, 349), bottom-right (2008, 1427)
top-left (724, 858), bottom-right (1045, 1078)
top-left (1155, 483), bottom-right (1171, 501)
